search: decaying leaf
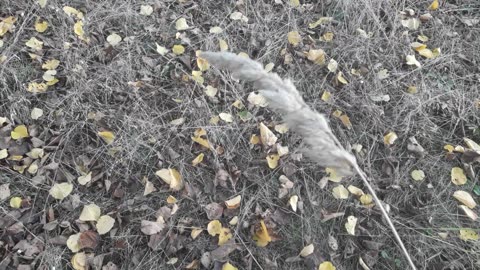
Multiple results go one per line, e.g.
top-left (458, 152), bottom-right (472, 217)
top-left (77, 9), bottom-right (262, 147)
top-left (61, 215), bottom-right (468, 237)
top-left (155, 168), bottom-right (184, 191)
top-left (345, 215), bottom-right (357, 235)
top-left (347, 185), bottom-right (364, 196)
top-left (327, 59), bottom-right (338, 73)
top-left (35, 20), bottom-right (48, 33)
top-left (428, 0), bottom-right (439, 11)
top-left (11, 125), bottom-right (29, 140)
top-left (453, 190), bottom-right (476, 209)
top-left (332, 185), bottom-right (349, 199)
top-left (359, 194), bottom-right (373, 205)
top-left (336, 72), bottom-right (348, 85)
top-left (49, 182), bottom-right (73, 200)
top-left (299, 244), bottom-right (314, 257)
top-left (219, 39), bottom-right (228, 51)
top-left (192, 153), bottom-right (204, 166)
top-left (451, 167), bottom-right (467, 185)
top-left (175, 18), bottom-right (189, 30)
top-left (26, 37), bottom-right (43, 51)
top-left (248, 92), bottom-right (268, 107)
top-left (219, 112), bottom-right (233, 123)
top-left (218, 227), bottom-right (233, 245)
top-left (141, 219), bottom-right (165, 235)
top-left (306, 49), bottom-right (325, 65)
top-left (253, 220), bottom-right (272, 247)
top-left (325, 167), bottom-right (343, 182)
top-left (79, 204), bottom-right (101, 221)
top-left (406, 55), bottom-right (421, 67)
top-left (144, 179), bottom-right (157, 196)
top-left (71, 252), bottom-right (89, 270)
top-left (401, 18), bottom-right (421, 30)
top-left (274, 123), bottom-right (289, 134)
top-left (77, 172), bottom-right (92, 185)
top-left (321, 91), bottom-right (332, 102)
top-left (308, 17), bottom-right (333, 28)
top-left (31, 108), bottom-right (43, 120)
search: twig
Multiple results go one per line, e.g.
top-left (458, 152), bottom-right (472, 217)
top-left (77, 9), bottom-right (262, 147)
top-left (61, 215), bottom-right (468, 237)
top-left (201, 51), bottom-right (417, 270)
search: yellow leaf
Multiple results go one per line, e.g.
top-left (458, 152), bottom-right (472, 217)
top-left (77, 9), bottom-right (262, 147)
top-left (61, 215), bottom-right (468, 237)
top-left (13, 165), bottom-right (27, 174)
top-left (98, 131), bottom-right (115, 144)
top-left (289, 195), bottom-right (298, 212)
top-left (322, 32), bottom-right (334, 42)
top-left (66, 233), bottom-right (81, 252)
top-left (359, 194), bottom-right (373, 205)
top-left (194, 128), bottom-right (207, 137)
top-left (347, 185), bottom-right (364, 196)
top-left (209, 26), bottom-right (223, 34)
top-left (225, 195), bottom-right (241, 209)
top-left (250, 134), bottom-right (260, 145)
top-left (407, 86), bottom-right (418, 94)
top-left (175, 18), bottom-right (189, 31)
top-left (166, 195), bottom-right (177, 204)
top-left (63, 6), bottom-right (84, 19)
top-left (96, 215), bottom-right (115, 235)
top-left (266, 154), bottom-right (280, 169)
top-left (321, 91), bottom-right (332, 102)
top-left (264, 62), bottom-right (275, 72)
top-left (222, 262), bottom-right (238, 270)
top-left (306, 49), bottom-right (325, 65)
top-left (332, 185), bottom-right (349, 199)
top-left (207, 220), bottom-right (222, 236)
top-left (218, 39), bottom-right (228, 51)
top-left (247, 92), bottom-right (268, 107)
top-left (155, 43), bottom-right (168, 55)
top-left (10, 197), bottom-right (22, 208)
top-left (79, 203), bottom-right (101, 221)
top-left (0, 16), bottom-right (16, 37)
top-left (339, 114), bottom-right (352, 129)
top-left (172, 44), bottom-right (185, 55)
top-left (345, 215), bottom-right (357, 235)
top-left (451, 167), bottom-right (467, 185)
top-left (204, 85), bottom-right (218, 97)
top-left (25, 37), bottom-right (43, 51)
top-left (428, 0), bottom-right (439, 10)
top-left (229, 216), bottom-right (238, 225)
top-left (406, 54), bottom-right (421, 67)
top-left (218, 227), bottom-right (232, 245)
top-left (383, 131), bottom-right (398, 146)
top-left (253, 220), bottom-right (272, 247)
top-left (35, 20), bottom-right (48, 33)
top-left (410, 42), bottom-right (427, 51)
top-left (77, 172), bottom-right (92, 185)
top-left (38, 0), bottom-right (47, 8)
top-left (289, 0), bottom-right (300, 7)
top-left (0, 149), bottom-right (8, 159)
top-left (43, 70), bottom-right (57, 82)
top-left (46, 78), bottom-right (59, 86)
top-left (432, 48), bottom-right (441, 58)
top-left (11, 125), bottom-right (29, 140)
top-left (191, 228), bottom-right (203, 239)
top-left (418, 48), bottom-right (434, 59)
top-left (49, 182), bottom-right (73, 200)
top-left (337, 72), bottom-right (348, 84)
top-left (191, 70), bottom-right (204, 84)
top-left (74, 20), bottom-right (84, 36)
top-left (459, 229), bottom-right (478, 241)
top-left (192, 153), bottom-right (204, 166)
top-left (196, 56), bottom-right (210, 71)
top-left (259, 122), bottom-right (277, 146)
top-left (71, 252), bottom-right (88, 270)
top-left (411, 169), bottom-right (425, 181)
top-left (299, 244), bottom-right (315, 257)
top-left (325, 167), bottom-right (343, 182)
top-left (287, 31), bottom-right (301, 46)
top-left (192, 136), bottom-right (211, 148)
top-left (318, 261), bottom-right (336, 270)
top-left (308, 17), bottom-right (333, 28)
top-left (444, 144), bottom-right (454, 153)
top-left (417, 35), bottom-right (429, 42)
top-left (453, 190), bottom-right (476, 209)
top-left (155, 168), bottom-right (183, 191)
top-left (42, 59), bottom-right (60, 70)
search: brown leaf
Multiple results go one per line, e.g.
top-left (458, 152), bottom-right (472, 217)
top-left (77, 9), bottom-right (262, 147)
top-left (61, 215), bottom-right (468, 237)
top-left (141, 220), bottom-right (165, 235)
top-left (210, 239), bottom-right (237, 261)
top-left (205, 202), bottom-right (224, 220)
top-left (79, 231), bottom-right (100, 249)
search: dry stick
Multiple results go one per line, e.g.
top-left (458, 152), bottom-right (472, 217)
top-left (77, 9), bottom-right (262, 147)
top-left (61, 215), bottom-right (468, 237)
top-left (201, 51), bottom-right (417, 270)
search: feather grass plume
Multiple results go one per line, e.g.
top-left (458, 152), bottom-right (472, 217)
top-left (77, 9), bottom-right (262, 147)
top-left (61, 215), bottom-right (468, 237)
top-left (201, 51), bottom-right (417, 270)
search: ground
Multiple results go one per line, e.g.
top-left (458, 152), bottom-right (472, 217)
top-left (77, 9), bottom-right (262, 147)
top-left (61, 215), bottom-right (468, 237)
top-left (1, 0), bottom-right (480, 269)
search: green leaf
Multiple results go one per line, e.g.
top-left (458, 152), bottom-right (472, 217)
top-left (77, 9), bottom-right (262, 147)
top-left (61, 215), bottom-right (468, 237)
top-left (473, 185), bottom-right (480, 196)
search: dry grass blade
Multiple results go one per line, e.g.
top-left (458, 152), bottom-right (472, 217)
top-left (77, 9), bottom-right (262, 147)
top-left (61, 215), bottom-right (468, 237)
top-left (201, 51), bottom-right (417, 270)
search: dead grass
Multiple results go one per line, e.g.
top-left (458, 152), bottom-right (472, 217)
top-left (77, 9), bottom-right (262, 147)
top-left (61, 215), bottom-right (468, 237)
top-left (1, 0), bottom-right (479, 269)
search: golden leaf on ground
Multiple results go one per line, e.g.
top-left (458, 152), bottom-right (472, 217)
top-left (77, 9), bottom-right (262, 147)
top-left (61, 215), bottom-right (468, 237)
top-left (192, 70), bottom-right (204, 84)
top-left (321, 91), bottom-right (332, 102)
top-left (299, 244), bottom-right (314, 257)
top-left (222, 262), bottom-right (238, 270)
top-left (98, 131), bottom-right (115, 144)
top-left (418, 35), bottom-right (429, 42)
top-left (339, 114), bottom-right (352, 129)
top-left (74, 21), bottom-right (89, 42)
top-left (49, 182), bottom-right (73, 200)
top-left (418, 48), bottom-right (434, 59)
top-left (10, 197), bottom-right (22, 208)
top-left (345, 216), bottom-right (357, 235)
top-left (218, 227), bottom-right (232, 245)
top-left (175, 18), bottom-right (189, 30)
top-left (155, 168), bottom-right (183, 191)
top-left (204, 85), bottom-right (218, 97)
top-left (192, 153), bottom-right (204, 166)
top-left (322, 32), bottom-right (334, 42)
top-left (407, 86), bottom-right (418, 94)
top-left (325, 167), bottom-right (343, 182)
top-left (250, 134), bottom-right (260, 145)
top-left (140, 5), bottom-right (153, 16)
top-left (225, 195), bottom-right (241, 209)
top-left (410, 42), bottom-right (427, 51)
top-left (289, 0), bottom-right (300, 7)
top-left (172, 44), bottom-right (185, 55)
top-left (11, 125), bottom-right (29, 140)
top-left (207, 220), bottom-right (222, 236)
top-left (26, 37), bottom-right (43, 51)
top-left (411, 170), bottom-right (425, 181)
top-left (332, 185), bottom-right (349, 199)
top-left (35, 20), bottom-right (48, 33)
top-left (459, 229), bottom-right (478, 241)
top-left (0, 16), bottom-right (16, 37)
top-left (209, 26), bottom-right (223, 34)
top-left (248, 92), bottom-right (268, 107)
top-left (77, 172), bottom-right (92, 185)
top-left (192, 136), bottom-right (211, 149)
top-left (287, 31), bottom-right (301, 46)
top-left (67, 233), bottom-right (81, 252)
top-left (166, 195), bottom-right (177, 204)
top-left (451, 167), bottom-right (467, 185)
top-left (432, 48), bottom-right (441, 58)
top-left (453, 191), bottom-right (476, 209)
top-left (96, 215), bottom-right (115, 235)
top-left (289, 195), bottom-right (298, 212)
top-left (444, 144), bottom-right (454, 152)
top-left (79, 204), bottom-right (101, 221)
top-left (259, 122), bottom-right (277, 146)
top-left (337, 72), bottom-right (348, 84)
top-left (428, 0), bottom-right (439, 10)
top-left (306, 49), bottom-right (326, 65)
top-left (43, 70), bottom-right (57, 82)
top-left (107, 33), bottom-right (122, 46)
top-left (318, 261), bottom-right (336, 270)
top-left (229, 216), bottom-right (238, 225)
top-left (191, 228), bottom-right (203, 239)
top-left (277, 144), bottom-right (289, 157)
top-left (347, 185), bottom-right (364, 196)
top-left (38, 0), bottom-right (47, 8)
top-left (232, 100), bottom-right (244, 109)
top-left (196, 56), bottom-right (210, 71)
top-left (383, 131), bottom-right (398, 145)
top-left (359, 194), bottom-right (373, 205)
top-left (266, 154), bottom-right (280, 169)
top-left (264, 63), bottom-right (275, 72)
top-left (253, 220), bottom-right (272, 247)
top-left (459, 205), bottom-right (478, 221)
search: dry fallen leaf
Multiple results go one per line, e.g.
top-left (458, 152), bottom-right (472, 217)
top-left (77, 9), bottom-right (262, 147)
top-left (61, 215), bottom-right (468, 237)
top-left (98, 131), bottom-right (115, 144)
top-left (79, 204), bottom-right (101, 221)
top-left (411, 170), bottom-right (425, 181)
top-left (38, 0), bottom-right (47, 8)
top-left (49, 182), bottom-right (73, 200)
top-left (11, 125), bottom-right (29, 140)
top-left (453, 190), bottom-right (476, 209)
top-left (71, 252), bottom-right (89, 270)
top-left (259, 122), bottom-right (277, 146)
top-left (345, 216), bottom-right (357, 235)
top-left (26, 37), bottom-right (43, 51)
top-left (253, 220), bottom-right (272, 247)
top-left (192, 153), bottom-right (204, 166)
top-left (248, 92), bottom-right (268, 107)
top-left (204, 85), bottom-right (218, 97)
top-left (318, 261), bottom-right (336, 270)
top-left (207, 220), bottom-right (222, 236)
top-left (327, 59), bottom-right (338, 73)
top-left (77, 172), bottom-right (92, 186)
top-left (299, 244), bottom-right (314, 257)
top-left (347, 185), bottom-right (364, 196)
top-left (218, 39), bottom-right (228, 51)
top-left (209, 26), bottom-right (223, 34)
top-left (191, 228), bottom-right (203, 239)
top-left (306, 49), bottom-right (326, 65)
top-left (321, 91), bottom-right (332, 102)
top-left (144, 179), bottom-right (157, 196)
top-left (337, 72), bottom-right (348, 85)
top-left (289, 195), bottom-right (298, 212)
top-left (325, 167), bottom-right (343, 182)
top-left (31, 108), bottom-right (43, 120)
top-left (141, 219), bottom-right (165, 235)
top-left (428, 0), bottom-right (439, 10)
top-left (66, 233), bottom-right (81, 252)
top-left (96, 215), bottom-right (115, 235)
top-left (222, 262), bottom-right (238, 270)
top-left (140, 5), bottom-right (153, 16)
top-left (359, 194), bottom-right (373, 205)
top-left (401, 18), bottom-right (421, 30)
top-left (308, 17), bottom-right (333, 28)
top-left (107, 33), bottom-right (122, 46)
top-left (10, 197), bottom-right (22, 208)
top-left (218, 227), bottom-right (233, 245)
top-left (451, 167), bottom-right (467, 185)
top-left (287, 31), bottom-right (301, 46)
top-left (459, 229), bottom-right (478, 241)
top-left (459, 205), bottom-right (478, 221)
top-left (266, 154), bottom-right (280, 169)
top-left (175, 18), bottom-right (189, 30)
top-left (35, 20), bottom-right (48, 33)
top-left (225, 195), bottom-right (241, 209)
top-left (155, 168), bottom-right (183, 191)
top-left (274, 123), bottom-right (289, 134)
top-left (383, 131), bottom-right (398, 146)
top-left (406, 54), bottom-right (421, 67)
top-left (0, 183), bottom-right (10, 200)
top-left (172, 44), bottom-right (185, 55)
top-left (332, 185), bottom-right (349, 199)
top-left (219, 112), bottom-right (234, 123)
